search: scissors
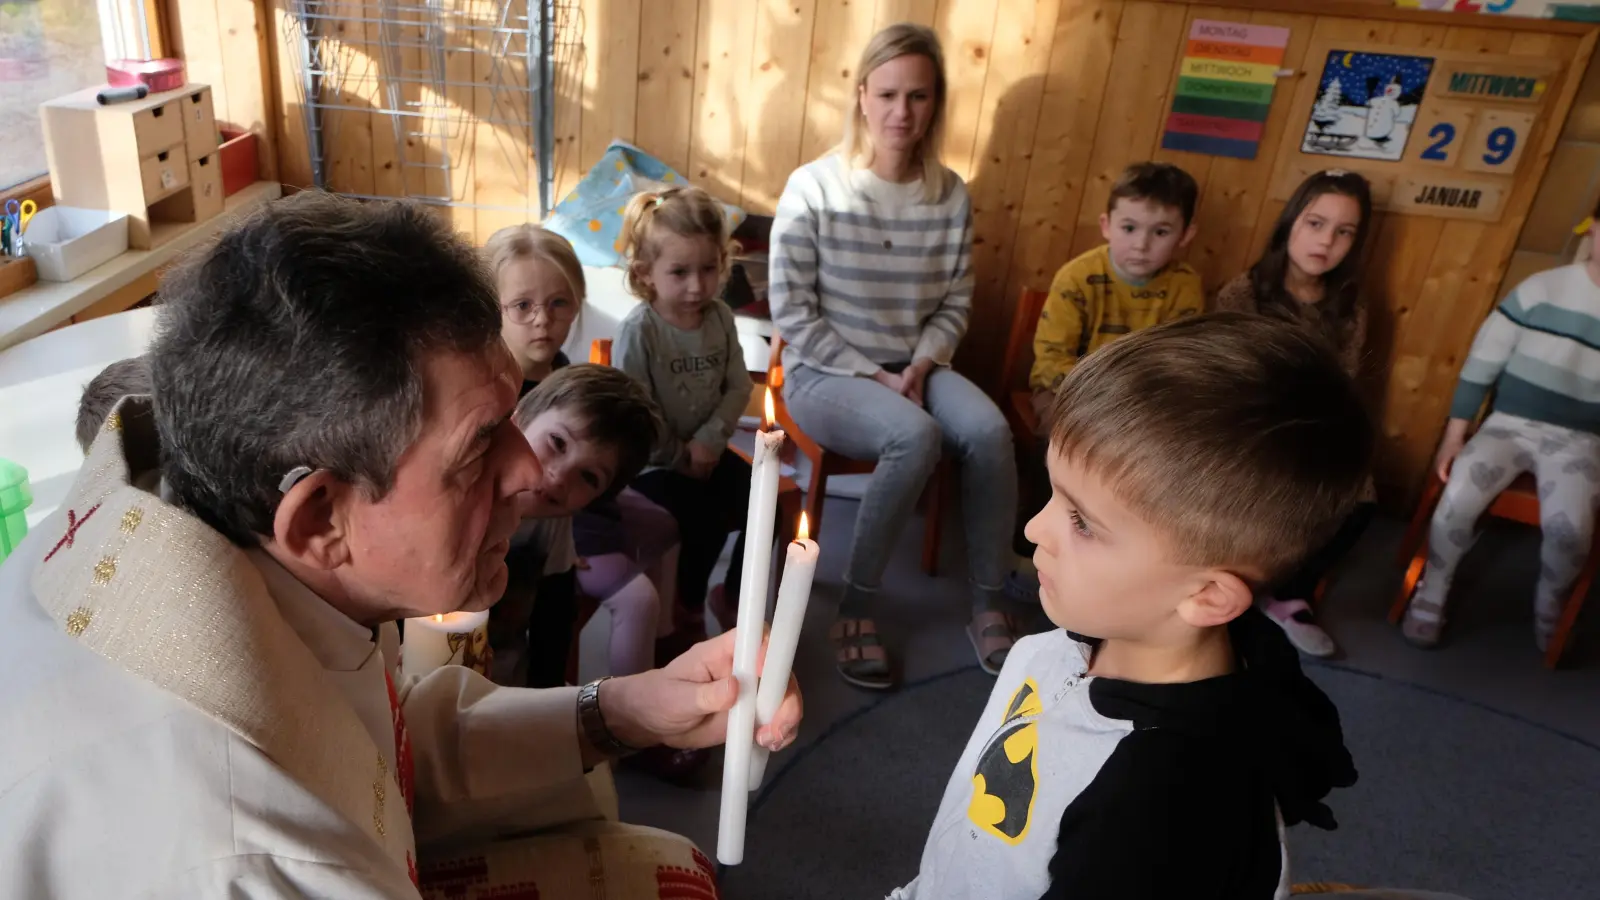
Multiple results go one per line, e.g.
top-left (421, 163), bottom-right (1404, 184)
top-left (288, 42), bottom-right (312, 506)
top-left (4, 199), bottom-right (36, 236)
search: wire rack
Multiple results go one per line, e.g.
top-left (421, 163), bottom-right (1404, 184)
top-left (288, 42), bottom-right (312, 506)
top-left (281, 0), bottom-right (580, 217)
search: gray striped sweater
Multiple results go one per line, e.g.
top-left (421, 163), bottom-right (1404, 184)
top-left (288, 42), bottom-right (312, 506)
top-left (769, 155), bottom-right (974, 377)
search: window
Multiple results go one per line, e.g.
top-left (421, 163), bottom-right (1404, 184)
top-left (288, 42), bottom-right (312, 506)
top-left (0, 0), bottom-right (143, 191)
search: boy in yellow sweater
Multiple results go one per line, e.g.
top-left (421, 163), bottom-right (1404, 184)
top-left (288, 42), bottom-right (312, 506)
top-left (1011, 163), bottom-right (1203, 598)
top-left (1029, 162), bottom-right (1204, 412)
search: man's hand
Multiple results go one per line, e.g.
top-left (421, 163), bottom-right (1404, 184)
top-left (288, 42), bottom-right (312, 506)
top-left (599, 629), bottom-right (803, 753)
top-left (1434, 418), bottom-right (1471, 484)
top-left (686, 440), bottom-right (721, 480)
top-left (901, 358), bottom-right (935, 407)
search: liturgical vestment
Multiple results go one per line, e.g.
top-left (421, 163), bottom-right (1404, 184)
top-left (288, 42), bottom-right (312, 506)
top-left (0, 399), bottom-right (710, 898)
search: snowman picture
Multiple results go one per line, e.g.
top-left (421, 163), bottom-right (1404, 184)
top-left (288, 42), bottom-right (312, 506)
top-left (1301, 50), bottom-right (1435, 162)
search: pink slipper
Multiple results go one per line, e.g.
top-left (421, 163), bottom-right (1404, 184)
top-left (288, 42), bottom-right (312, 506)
top-left (1263, 597), bottom-right (1338, 658)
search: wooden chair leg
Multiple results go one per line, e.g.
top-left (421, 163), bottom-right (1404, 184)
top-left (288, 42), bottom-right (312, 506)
top-left (1545, 542), bottom-right (1600, 668)
top-left (1389, 537), bottom-right (1429, 624)
top-left (920, 465), bottom-right (943, 576)
top-left (805, 460), bottom-right (829, 542)
top-left (1396, 477), bottom-right (1444, 568)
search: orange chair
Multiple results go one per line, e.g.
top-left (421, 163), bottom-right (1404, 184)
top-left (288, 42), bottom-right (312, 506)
top-left (1391, 467), bottom-right (1598, 670)
top-left (998, 288), bottom-right (1051, 444)
top-left (767, 337), bottom-right (946, 576)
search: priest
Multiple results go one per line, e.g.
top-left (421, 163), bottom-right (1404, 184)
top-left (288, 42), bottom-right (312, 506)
top-left (0, 192), bottom-right (801, 897)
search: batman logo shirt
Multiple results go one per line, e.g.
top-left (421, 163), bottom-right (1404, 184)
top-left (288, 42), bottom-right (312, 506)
top-left (966, 678), bottom-right (1042, 844)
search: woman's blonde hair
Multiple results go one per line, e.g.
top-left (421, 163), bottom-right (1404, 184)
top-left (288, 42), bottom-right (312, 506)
top-left (483, 223), bottom-right (587, 305)
top-left (618, 186), bottom-right (736, 302)
top-left (837, 22), bottom-right (950, 201)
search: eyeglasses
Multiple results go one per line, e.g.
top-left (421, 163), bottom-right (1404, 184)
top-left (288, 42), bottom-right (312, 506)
top-left (501, 296), bottom-right (577, 325)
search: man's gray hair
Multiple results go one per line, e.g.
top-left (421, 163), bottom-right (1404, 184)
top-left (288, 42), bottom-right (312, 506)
top-left (149, 192), bottom-right (502, 546)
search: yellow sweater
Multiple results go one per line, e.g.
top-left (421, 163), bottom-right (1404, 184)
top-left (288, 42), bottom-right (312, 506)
top-left (1029, 245), bottom-right (1204, 392)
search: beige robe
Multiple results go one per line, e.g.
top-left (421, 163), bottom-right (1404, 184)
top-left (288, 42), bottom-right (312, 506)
top-left (0, 399), bottom-right (707, 898)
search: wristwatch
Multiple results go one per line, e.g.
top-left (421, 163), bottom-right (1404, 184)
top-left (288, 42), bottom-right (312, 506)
top-left (577, 677), bottom-right (639, 757)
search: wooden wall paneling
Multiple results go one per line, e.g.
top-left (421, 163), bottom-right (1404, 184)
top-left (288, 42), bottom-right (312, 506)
top-left (877, 0), bottom-right (938, 29)
top-left (796, 0), bottom-right (879, 168)
top-left (931, 0), bottom-right (1001, 183)
top-left (738, 0), bottom-right (820, 213)
top-left (577, 0), bottom-right (642, 187)
top-left (959, 0), bottom-right (1061, 390)
top-left (441, 6), bottom-right (479, 235)
top-left (550, 0), bottom-right (588, 202)
top-left (217, 0), bottom-right (279, 181)
top-left (1189, 9), bottom-right (1316, 290)
top-left (1067, 1), bottom-right (1191, 261)
top-left (471, 0), bottom-right (536, 240)
top-left (364, 9), bottom-right (403, 201)
top-left (634, 0), bottom-right (701, 173)
top-left (1146, 5), bottom-right (1241, 223)
top-left (998, 0), bottom-right (1123, 332)
top-left (269, 2), bottom-right (313, 188)
top-left (687, 0), bottom-right (758, 205)
top-left (169, 1), bottom-right (231, 129)
top-left (320, 4), bottom-right (376, 198)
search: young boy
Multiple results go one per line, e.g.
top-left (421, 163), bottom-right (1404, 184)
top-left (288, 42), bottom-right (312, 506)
top-left (490, 363), bottom-right (663, 688)
top-left (896, 313), bottom-right (1369, 899)
top-left (1028, 161), bottom-right (1204, 409)
top-left (1012, 163), bottom-right (1205, 587)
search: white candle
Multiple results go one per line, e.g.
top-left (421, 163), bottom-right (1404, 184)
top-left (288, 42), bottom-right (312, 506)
top-left (748, 513), bottom-right (818, 791)
top-left (401, 609), bottom-right (491, 682)
top-left (718, 389), bottom-right (784, 866)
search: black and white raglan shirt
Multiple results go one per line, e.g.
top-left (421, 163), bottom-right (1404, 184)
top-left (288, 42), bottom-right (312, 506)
top-left (890, 609), bottom-right (1355, 900)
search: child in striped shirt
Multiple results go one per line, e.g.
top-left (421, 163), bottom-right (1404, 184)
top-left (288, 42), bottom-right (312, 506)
top-left (1404, 207), bottom-right (1600, 651)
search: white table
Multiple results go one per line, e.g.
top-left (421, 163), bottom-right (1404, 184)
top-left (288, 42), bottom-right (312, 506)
top-left (0, 306), bottom-right (157, 527)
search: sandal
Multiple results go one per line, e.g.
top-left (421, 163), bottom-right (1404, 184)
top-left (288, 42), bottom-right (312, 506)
top-left (1401, 590), bottom-right (1446, 649)
top-left (829, 617), bottom-right (895, 690)
top-left (967, 610), bottom-right (1017, 675)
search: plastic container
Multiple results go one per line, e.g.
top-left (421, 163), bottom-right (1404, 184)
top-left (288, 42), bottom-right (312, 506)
top-left (0, 458), bottom-right (31, 564)
top-left (106, 58), bottom-right (186, 94)
top-left (23, 206), bottom-right (131, 282)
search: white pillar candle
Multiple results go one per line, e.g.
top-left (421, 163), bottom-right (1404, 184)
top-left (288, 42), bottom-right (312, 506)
top-left (748, 514), bottom-right (817, 791)
top-left (717, 389), bottom-right (784, 866)
top-left (401, 609), bottom-right (491, 682)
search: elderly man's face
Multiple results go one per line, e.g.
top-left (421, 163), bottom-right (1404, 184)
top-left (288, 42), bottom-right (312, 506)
top-left (345, 344), bottom-right (540, 617)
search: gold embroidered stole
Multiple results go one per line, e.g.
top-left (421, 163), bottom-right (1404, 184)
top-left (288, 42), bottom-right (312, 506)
top-left (29, 398), bottom-right (417, 870)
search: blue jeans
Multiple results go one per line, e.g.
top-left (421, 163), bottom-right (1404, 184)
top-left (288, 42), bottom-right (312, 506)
top-left (783, 363), bottom-right (1017, 612)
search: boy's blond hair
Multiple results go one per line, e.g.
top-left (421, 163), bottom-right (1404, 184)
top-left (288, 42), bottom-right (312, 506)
top-left (618, 187), bottom-right (735, 302)
top-left (837, 23), bottom-right (950, 203)
top-left (76, 356), bottom-right (152, 453)
top-left (1046, 312), bottom-right (1373, 583)
top-left (483, 223), bottom-right (587, 305)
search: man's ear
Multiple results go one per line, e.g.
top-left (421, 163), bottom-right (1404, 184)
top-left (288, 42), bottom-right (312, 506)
top-left (1177, 221), bottom-right (1198, 250)
top-left (1177, 568), bottom-right (1254, 629)
top-left (270, 470), bottom-right (353, 572)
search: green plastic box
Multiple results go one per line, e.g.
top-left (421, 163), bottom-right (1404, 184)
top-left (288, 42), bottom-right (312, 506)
top-left (0, 458), bottom-right (32, 564)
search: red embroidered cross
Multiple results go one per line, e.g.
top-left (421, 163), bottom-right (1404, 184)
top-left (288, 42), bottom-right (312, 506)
top-left (44, 504), bottom-right (101, 563)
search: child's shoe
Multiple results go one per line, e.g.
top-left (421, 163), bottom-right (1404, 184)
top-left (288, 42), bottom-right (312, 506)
top-left (1400, 590), bottom-right (1446, 649)
top-left (1262, 597), bottom-right (1338, 658)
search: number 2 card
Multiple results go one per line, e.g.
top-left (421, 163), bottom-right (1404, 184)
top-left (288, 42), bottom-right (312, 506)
top-left (1407, 103), bottom-right (1476, 168)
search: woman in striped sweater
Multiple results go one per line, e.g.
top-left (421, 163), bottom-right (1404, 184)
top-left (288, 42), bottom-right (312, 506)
top-left (769, 23), bottom-right (1019, 689)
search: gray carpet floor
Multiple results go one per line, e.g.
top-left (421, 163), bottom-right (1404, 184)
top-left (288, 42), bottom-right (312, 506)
top-left (583, 490), bottom-right (1600, 899)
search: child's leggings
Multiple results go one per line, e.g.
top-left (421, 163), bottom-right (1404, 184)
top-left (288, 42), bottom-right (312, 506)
top-left (1418, 411), bottom-right (1600, 636)
top-left (578, 552), bottom-right (675, 676)
top-left (631, 448), bottom-right (752, 617)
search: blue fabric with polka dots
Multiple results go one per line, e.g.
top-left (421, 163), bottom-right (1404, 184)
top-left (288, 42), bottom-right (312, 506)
top-left (545, 139), bottom-right (747, 268)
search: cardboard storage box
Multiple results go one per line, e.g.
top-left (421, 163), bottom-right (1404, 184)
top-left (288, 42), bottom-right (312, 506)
top-left (23, 206), bottom-right (131, 282)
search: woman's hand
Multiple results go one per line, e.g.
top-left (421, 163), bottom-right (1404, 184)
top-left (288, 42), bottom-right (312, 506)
top-left (901, 359), bottom-right (935, 407)
top-left (600, 628), bottom-right (803, 752)
top-left (1434, 418), bottom-right (1471, 483)
top-left (870, 368), bottom-right (905, 394)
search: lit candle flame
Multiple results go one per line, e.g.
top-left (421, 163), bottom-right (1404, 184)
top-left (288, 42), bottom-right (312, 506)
top-left (763, 387), bottom-right (775, 430)
top-left (433, 614), bottom-right (444, 623)
top-left (797, 511), bottom-right (809, 542)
